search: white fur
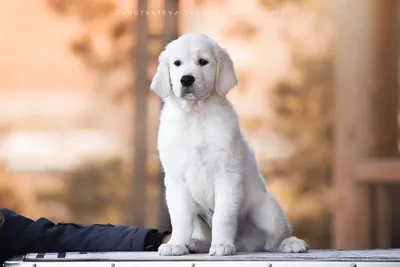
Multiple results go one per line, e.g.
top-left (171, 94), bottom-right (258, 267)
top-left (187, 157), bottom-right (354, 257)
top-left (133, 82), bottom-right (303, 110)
top-left (151, 33), bottom-right (309, 256)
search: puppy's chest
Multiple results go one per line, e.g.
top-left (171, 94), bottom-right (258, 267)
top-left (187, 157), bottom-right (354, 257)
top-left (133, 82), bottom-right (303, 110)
top-left (160, 118), bottom-right (220, 209)
top-left (186, 171), bottom-right (215, 212)
top-left (178, 128), bottom-right (217, 209)
top-left (161, 119), bottom-right (220, 170)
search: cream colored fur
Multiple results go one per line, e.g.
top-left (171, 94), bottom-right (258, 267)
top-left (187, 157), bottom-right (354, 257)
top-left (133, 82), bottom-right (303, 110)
top-left (150, 32), bottom-right (309, 256)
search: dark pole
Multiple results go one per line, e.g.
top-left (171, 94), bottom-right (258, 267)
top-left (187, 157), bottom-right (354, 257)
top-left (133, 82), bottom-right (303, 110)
top-left (157, 0), bottom-right (179, 232)
top-left (131, 0), bottom-right (149, 227)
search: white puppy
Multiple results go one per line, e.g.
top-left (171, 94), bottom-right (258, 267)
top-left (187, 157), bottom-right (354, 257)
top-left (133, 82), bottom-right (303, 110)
top-left (150, 32), bottom-right (309, 256)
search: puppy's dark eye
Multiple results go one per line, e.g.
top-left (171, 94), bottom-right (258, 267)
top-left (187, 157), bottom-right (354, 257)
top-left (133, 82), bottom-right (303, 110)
top-left (198, 58), bottom-right (209, 66)
top-left (174, 60), bottom-right (181, 67)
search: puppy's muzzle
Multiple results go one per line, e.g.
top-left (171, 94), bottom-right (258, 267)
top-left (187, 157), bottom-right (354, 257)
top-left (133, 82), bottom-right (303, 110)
top-left (180, 75), bottom-right (196, 98)
top-left (181, 87), bottom-right (193, 97)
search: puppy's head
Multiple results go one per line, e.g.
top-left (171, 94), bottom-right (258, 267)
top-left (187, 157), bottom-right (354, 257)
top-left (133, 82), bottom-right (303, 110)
top-left (150, 32), bottom-right (238, 100)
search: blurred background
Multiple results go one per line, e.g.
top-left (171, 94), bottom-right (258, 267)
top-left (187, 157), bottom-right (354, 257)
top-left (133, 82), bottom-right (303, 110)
top-left (0, 0), bottom-right (399, 250)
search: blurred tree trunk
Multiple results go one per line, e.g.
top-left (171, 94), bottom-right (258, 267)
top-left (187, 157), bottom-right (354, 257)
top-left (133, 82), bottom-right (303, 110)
top-left (157, 0), bottom-right (179, 232)
top-left (131, 0), bottom-right (149, 227)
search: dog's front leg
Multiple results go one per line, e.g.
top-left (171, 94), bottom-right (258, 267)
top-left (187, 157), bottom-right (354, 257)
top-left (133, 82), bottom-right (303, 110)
top-left (158, 176), bottom-right (196, 256)
top-left (209, 173), bottom-right (243, 256)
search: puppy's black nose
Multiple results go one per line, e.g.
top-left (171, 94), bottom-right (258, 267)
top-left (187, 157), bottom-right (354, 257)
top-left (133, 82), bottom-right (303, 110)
top-left (180, 75), bottom-right (195, 86)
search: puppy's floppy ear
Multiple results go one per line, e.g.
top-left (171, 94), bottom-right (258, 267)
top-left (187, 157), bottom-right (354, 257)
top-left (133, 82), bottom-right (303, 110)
top-left (215, 45), bottom-right (238, 97)
top-left (150, 50), bottom-right (171, 99)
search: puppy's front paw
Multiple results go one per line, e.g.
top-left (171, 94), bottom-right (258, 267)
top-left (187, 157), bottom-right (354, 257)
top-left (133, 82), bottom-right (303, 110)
top-left (158, 243), bottom-right (189, 256)
top-left (276, 236), bottom-right (309, 253)
top-left (209, 244), bottom-right (236, 256)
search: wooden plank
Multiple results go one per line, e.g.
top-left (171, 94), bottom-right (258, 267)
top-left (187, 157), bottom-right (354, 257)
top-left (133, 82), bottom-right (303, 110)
top-left (333, 0), bottom-right (372, 249)
top-left (163, 0), bottom-right (179, 44)
top-left (375, 185), bottom-right (392, 248)
top-left (156, 0), bottom-right (180, 232)
top-left (20, 250), bottom-right (400, 262)
top-left (355, 159), bottom-right (400, 183)
top-left (131, 0), bottom-right (149, 227)
top-left (333, 0), bottom-right (398, 249)
top-left (6, 262), bottom-right (400, 267)
top-left (149, 34), bottom-right (162, 40)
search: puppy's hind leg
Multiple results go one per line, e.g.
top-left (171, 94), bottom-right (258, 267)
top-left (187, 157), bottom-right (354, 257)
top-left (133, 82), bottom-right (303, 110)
top-left (275, 236), bottom-right (309, 253)
top-left (250, 193), bottom-right (308, 253)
